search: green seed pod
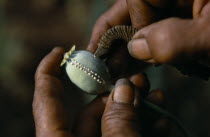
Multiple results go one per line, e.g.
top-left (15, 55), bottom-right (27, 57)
top-left (61, 46), bottom-right (112, 95)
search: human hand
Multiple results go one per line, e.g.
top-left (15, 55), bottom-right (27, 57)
top-left (33, 47), bottom-right (170, 137)
top-left (87, 0), bottom-right (162, 52)
top-left (128, 1), bottom-right (210, 64)
top-left (87, 0), bottom-right (210, 68)
top-left (86, 0), bottom-right (162, 77)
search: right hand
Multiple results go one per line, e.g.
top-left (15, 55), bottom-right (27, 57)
top-left (87, 0), bottom-right (210, 68)
top-left (87, 0), bottom-right (160, 52)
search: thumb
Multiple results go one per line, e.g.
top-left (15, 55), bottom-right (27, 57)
top-left (128, 17), bottom-right (210, 64)
top-left (101, 79), bottom-right (141, 137)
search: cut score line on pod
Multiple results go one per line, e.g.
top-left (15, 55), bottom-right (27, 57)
top-left (67, 58), bottom-right (105, 84)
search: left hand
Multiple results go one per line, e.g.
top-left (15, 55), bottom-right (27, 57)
top-left (33, 47), bottom-right (170, 137)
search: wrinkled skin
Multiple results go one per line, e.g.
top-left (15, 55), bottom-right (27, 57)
top-left (33, 48), bottom-right (170, 137)
top-left (87, 0), bottom-right (210, 65)
top-left (33, 0), bottom-right (210, 136)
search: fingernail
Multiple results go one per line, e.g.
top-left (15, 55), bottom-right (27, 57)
top-left (52, 47), bottom-right (65, 53)
top-left (128, 39), bottom-right (152, 61)
top-left (113, 79), bottom-right (135, 104)
top-left (87, 43), bottom-right (97, 53)
top-left (146, 59), bottom-right (156, 64)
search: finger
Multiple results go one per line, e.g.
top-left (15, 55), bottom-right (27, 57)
top-left (73, 94), bottom-right (108, 137)
top-left (127, 0), bottom-right (163, 29)
top-left (128, 38), bottom-right (151, 61)
top-left (102, 79), bottom-right (141, 137)
top-left (147, 89), bottom-right (165, 105)
top-left (33, 47), bottom-right (73, 137)
top-left (132, 22), bottom-right (159, 39)
top-left (35, 47), bottom-right (65, 78)
top-left (128, 17), bottom-right (209, 64)
top-left (147, 89), bottom-right (170, 137)
top-left (129, 73), bottom-right (150, 97)
top-left (199, 1), bottom-right (210, 17)
top-left (193, 0), bottom-right (209, 18)
top-left (130, 75), bottom-right (170, 137)
top-left (87, 0), bottom-right (130, 53)
top-left (128, 20), bottom-right (163, 63)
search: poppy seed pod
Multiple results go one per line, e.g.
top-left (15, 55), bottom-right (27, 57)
top-left (61, 46), bottom-right (112, 94)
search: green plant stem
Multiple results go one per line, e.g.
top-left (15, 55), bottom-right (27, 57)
top-left (143, 100), bottom-right (195, 137)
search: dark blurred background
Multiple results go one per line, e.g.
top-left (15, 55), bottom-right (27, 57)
top-left (0, 0), bottom-right (210, 137)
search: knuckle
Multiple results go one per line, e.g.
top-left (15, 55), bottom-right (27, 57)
top-left (148, 19), bottom-right (178, 63)
top-left (95, 14), bottom-right (108, 27)
top-left (32, 93), bottom-right (41, 119)
top-left (32, 99), bottom-right (39, 115)
top-left (102, 103), bottom-right (139, 137)
top-left (35, 76), bottom-right (54, 97)
top-left (102, 103), bottom-right (137, 124)
top-left (34, 75), bottom-right (63, 100)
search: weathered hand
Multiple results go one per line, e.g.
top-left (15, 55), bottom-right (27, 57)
top-left (87, 0), bottom-right (210, 66)
top-left (87, 0), bottom-right (157, 77)
top-left (33, 47), bottom-right (169, 137)
top-left (87, 0), bottom-right (197, 52)
top-left (87, 0), bottom-right (161, 52)
top-left (128, 1), bottom-right (210, 64)
top-left (33, 47), bottom-right (71, 137)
